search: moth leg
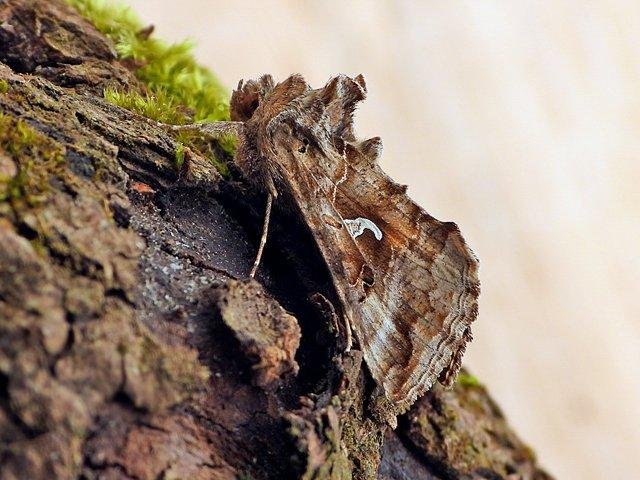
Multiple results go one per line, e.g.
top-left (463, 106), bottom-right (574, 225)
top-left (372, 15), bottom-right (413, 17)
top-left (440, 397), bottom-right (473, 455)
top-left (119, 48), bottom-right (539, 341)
top-left (343, 314), bottom-right (353, 352)
top-left (330, 304), bottom-right (353, 352)
top-left (169, 121), bottom-right (244, 137)
top-left (249, 187), bottom-right (275, 279)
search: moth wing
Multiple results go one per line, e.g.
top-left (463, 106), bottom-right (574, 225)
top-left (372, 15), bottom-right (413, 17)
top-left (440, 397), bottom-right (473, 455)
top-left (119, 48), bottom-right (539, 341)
top-left (332, 141), bottom-right (479, 414)
top-left (274, 124), bottom-right (479, 417)
top-left (240, 74), bottom-right (479, 418)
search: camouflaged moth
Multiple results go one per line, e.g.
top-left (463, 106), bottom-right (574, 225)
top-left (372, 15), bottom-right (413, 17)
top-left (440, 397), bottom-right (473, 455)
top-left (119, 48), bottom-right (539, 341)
top-left (176, 74), bottom-right (479, 424)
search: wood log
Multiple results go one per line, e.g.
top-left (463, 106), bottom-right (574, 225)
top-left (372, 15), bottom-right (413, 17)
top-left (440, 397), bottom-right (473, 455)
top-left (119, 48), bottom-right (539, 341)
top-left (0, 1), bottom-right (553, 479)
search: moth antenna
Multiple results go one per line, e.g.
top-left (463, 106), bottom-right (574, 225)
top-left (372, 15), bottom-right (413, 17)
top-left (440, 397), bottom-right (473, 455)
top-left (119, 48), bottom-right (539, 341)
top-left (170, 121), bottom-right (243, 137)
top-left (249, 191), bottom-right (274, 279)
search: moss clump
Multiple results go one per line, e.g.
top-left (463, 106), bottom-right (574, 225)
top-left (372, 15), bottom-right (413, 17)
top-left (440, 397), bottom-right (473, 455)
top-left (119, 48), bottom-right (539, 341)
top-left (457, 372), bottom-right (482, 388)
top-left (173, 128), bottom-right (230, 177)
top-left (0, 80), bottom-right (9, 94)
top-left (0, 114), bottom-right (65, 205)
top-left (174, 142), bottom-right (186, 169)
top-left (103, 86), bottom-right (188, 124)
top-left (218, 134), bottom-right (239, 156)
top-left (102, 87), bottom-right (233, 176)
top-left (68, 0), bottom-right (235, 175)
top-left (341, 413), bottom-right (383, 479)
top-left (66, 0), bottom-right (229, 122)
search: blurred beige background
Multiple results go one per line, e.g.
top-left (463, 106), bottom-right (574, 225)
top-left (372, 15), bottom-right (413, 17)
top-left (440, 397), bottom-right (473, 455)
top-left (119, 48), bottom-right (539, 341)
top-left (126, 1), bottom-right (640, 478)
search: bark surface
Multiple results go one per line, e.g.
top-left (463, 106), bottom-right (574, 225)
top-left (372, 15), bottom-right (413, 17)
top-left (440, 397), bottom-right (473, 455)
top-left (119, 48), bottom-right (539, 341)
top-left (0, 1), bottom-right (553, 479)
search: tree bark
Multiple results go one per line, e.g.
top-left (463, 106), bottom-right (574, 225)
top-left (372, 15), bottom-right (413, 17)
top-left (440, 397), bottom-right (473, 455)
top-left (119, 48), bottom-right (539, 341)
top-left (0, 1), bottom-right (553, 479)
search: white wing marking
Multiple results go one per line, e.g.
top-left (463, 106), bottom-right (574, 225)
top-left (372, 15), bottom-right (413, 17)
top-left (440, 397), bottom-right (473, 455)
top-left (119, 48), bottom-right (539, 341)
top-left (344, 217), bottom-right (383, 241)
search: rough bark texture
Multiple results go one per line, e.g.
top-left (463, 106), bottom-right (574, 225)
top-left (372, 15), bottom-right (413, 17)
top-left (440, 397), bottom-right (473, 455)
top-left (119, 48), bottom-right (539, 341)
top-left (0, 1), bottom-right (554, 479)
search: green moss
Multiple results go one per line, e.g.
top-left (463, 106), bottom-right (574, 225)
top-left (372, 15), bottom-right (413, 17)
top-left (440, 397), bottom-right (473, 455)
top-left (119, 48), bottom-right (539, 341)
top-left (341, 416), bottom-right (382, 479)
top-left (174, 142), bottom-right (186, 169)
top-left (218, 134), bottom-right (239, 156)
top-left (65, 0), bottom-right (140, 40)
top-left (457, 372), bottom-right (482, 388)
top-left (0, 113), bottom-right (65, 205)
top-left (0, 80), bottom-right (9, 94)
top-left (66, 0), bottom-right (229, 122)
top-left (68, 0), bottom-right (235, 175)
top-left (102, 87), bottom-right (232, 175)
top-left (173, 128), bottom-right (230, 177)
top-left (104, 86), bottom-right (187, 124)
top-left (102, 88), bottom-right (233, 174)
top-left (338, 386), bottom-right (384, 480)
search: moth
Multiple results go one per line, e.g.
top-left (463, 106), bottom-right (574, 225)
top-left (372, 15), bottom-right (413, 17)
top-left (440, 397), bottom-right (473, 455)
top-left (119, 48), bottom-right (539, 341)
top-left (176, 74), bottom-right (479, 422)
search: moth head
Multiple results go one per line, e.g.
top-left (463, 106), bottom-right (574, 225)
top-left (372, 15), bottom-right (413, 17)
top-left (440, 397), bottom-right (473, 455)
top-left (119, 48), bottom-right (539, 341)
top-left (235, 74), bottom-right (369, 161)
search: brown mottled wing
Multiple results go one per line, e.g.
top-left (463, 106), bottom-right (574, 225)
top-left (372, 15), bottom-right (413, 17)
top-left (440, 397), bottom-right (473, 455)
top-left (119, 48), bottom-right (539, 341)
top-left (238, 74), bottom-right (480, 419)
top-left (333, 139), bottom-right (479, 412)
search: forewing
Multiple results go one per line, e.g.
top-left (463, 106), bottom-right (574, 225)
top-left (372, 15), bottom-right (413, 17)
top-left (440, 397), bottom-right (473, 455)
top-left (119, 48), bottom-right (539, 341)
top-left (334, 142), bottom-right (479, 413)
top-left (239, 74), bottom-right (480, 418)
